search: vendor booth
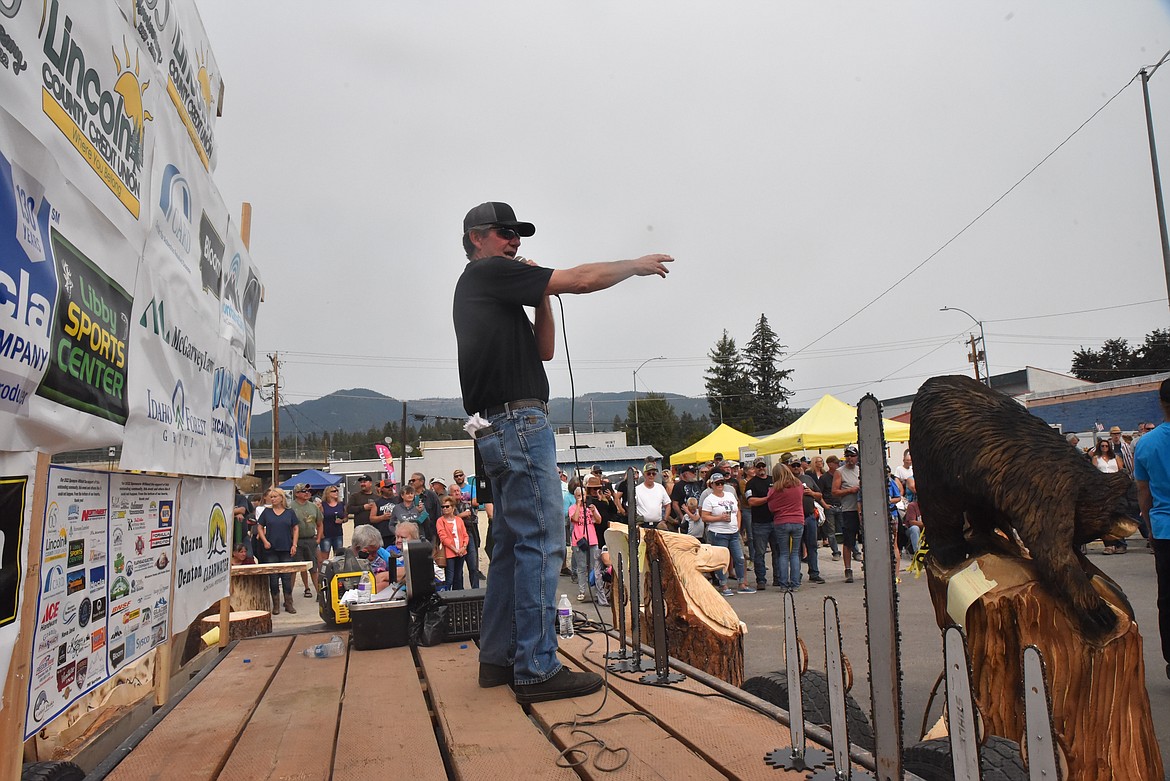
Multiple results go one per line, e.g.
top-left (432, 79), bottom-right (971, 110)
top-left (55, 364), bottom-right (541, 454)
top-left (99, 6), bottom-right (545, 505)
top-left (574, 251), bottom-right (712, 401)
top-left (670, 424), bottom-right (759, 465)
top-left (754, 394), bottom-right (910, 455)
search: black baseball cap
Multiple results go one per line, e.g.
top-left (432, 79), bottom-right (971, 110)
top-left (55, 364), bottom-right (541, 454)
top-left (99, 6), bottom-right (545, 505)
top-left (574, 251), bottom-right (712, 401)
top-left (357, 474), bottom-right (372, 481)
top-left (463, 202), bottom-right (535, 236)
top-left (843, 445), bottom-right (859, 456)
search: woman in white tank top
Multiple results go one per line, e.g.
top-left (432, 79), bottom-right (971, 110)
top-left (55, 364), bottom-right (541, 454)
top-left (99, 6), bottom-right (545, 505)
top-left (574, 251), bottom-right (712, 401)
top-left (1092, 439), bottom-right (1122, 474)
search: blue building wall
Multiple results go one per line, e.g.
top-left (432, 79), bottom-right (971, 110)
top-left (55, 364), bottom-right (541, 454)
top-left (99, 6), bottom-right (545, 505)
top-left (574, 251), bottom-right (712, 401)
top-left (1026, 388), bottom-right (1162, 432)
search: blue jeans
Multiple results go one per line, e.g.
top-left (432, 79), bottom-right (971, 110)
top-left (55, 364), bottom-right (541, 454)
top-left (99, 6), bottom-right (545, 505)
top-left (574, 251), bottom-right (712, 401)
top-left (776, 523), bottom-right (804, 588)
top-left (445, 555), bottom-right (467, 590)
top-left (465, 522), bottom-right (481, 588)
top-left (474, 406), bottom-right (564, 685)
top-left (710, 531), bottom-right (746, 585)
top-left (752, 523), bottom-right (783, 586)
top-left (803, 514), bottom-right (821, 578)
top-left (905, 524), bottom-right (921, 554)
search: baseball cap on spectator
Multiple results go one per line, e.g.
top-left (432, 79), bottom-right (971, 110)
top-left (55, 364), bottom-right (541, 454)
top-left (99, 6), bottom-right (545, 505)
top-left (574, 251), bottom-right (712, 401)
top-left (431, 477), bottom-right (447, 488)
top-left (463, 202), bottom-right (536, 236)
top-left (681, 464), bottom-right (696, 474)
top-left (293, 483), bottom-right (310, 493)
top-left (591, 464), bottom-right (603, 474)
top-left (378, 480), bottom-right (394, 490)
top-left (753, 459), bottom-right (767, 468)
top-left (708, 471), bottom-right (727, 484)
top-left (780, 452), bottom-right (794, 465)
top-left (357, 475), bottom-right (372, 482)
top-left (643, 462), bottom-right (658, 473)
top-left (800, 456), bottom-right (811, 464)
top-left (844, 445), bottom-right (859, 456)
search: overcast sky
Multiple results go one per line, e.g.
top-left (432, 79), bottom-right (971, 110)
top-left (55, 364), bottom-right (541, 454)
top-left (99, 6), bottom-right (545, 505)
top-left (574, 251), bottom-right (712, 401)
top-left (197, 1), bottom-right (1170, 419)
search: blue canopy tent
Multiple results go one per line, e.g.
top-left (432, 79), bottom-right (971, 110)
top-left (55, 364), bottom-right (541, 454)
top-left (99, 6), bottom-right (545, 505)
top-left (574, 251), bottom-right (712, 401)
top-left (278, 469), bottom-right (343, 490)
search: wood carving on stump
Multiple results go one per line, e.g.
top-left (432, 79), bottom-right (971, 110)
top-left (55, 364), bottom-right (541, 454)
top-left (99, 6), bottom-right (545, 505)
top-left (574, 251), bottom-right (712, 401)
top-left (640, 528), bottom-right (744, 686)
top-left (911, 374), bottom-right (1163, 780)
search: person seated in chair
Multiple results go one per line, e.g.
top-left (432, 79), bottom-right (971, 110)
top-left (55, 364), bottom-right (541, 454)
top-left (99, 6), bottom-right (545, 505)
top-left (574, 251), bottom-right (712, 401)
top-left (352, 524), bottom-right (393, 591)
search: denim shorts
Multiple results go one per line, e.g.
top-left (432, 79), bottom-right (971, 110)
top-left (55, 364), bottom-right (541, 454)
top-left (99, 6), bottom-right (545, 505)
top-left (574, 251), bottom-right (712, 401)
top-left (318, 535), bottom-right (344, 555)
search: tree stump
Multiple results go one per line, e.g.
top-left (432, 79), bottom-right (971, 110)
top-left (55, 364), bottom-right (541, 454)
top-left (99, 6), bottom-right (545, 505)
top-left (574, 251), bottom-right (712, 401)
top-left (926, 553), bottom-right (1163, 780)
top-left (640, 528), bottom-right (745, 686)
top-left (199, 610), bottom-right (273, 648)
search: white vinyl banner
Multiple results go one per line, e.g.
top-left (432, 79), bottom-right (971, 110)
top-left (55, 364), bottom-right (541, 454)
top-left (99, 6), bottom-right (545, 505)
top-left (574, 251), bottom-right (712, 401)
top-left (25, 466), bottom-right (111, 738)
top-left (169, 477), bottom-right (231, 632)
top-left (0, 108), bottom-right (141, 452)
top-left (0, 450), bottom-right (36, 721)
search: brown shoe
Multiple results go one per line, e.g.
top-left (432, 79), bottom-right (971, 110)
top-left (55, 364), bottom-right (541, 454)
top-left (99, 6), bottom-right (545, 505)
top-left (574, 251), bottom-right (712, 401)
top-left (284, 595), bottom-right (297, 614)
top-left (271, 595), bottom-right (281, 616)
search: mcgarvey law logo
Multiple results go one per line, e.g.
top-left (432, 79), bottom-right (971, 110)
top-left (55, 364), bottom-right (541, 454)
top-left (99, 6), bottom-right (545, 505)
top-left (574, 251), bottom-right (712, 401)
top-left (39, 1), bottom-right (154, 217)
top-left (138, 296), bottom-right (215, 375)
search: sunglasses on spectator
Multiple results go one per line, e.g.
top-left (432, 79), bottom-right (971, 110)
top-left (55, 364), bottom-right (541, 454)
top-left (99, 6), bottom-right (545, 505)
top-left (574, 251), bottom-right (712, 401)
top-left (712, 480), bottom-right (725, 486)
top-left (493, 227), bottom-right (520, 241)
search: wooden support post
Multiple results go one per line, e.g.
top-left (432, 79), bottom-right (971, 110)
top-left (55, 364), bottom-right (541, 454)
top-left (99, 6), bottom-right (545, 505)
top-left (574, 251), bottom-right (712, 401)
top-left (0, 452), bottom-right (51, 780)
top-left (153, 641), bottom-right (172, 707)
top-left (217, 596), bottom-right (231, 650)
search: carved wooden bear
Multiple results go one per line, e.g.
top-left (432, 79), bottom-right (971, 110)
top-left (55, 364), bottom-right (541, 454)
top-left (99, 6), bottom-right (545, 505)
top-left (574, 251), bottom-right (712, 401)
top-left (910, 374), bottom-right (1133, 638)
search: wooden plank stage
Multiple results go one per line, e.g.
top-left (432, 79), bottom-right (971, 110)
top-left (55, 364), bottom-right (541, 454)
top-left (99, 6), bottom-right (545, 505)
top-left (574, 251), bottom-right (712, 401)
top-left (416, 643), bottom-right (578, 780)
top-left (97, 628), bottom-right (869, 780)
top-left (219, 633), bottom-right (350, 780)
top-left (332, 645), bottom-right (445, 781)
top-left (105, 636), bottom-right (293, 781)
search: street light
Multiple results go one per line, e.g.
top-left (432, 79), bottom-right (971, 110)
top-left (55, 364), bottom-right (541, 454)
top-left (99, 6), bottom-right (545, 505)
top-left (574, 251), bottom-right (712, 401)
top-left (633, 356), bottom-right (666, 446)
top-left (940, 306), bottom-right (991, 387)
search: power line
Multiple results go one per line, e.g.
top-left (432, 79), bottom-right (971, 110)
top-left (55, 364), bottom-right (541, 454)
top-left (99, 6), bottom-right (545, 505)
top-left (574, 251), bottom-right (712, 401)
top-left (785, 69), bottom-right (1146, 362)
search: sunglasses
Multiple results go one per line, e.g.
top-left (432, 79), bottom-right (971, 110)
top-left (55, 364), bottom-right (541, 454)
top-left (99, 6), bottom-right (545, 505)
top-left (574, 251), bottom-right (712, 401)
top-left (712, 480), bottom-right (725, 486)
top-left (453, 473), bottom-right (464, 478)
top-left (493, 227), bottom-right (520, 241)
top-left (645, 470), bottom-right (658, 475)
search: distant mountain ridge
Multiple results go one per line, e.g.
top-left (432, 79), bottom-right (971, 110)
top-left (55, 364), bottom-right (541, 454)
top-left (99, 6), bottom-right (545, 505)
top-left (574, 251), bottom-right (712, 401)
top-left (251, 388), bottom-right (715, 437)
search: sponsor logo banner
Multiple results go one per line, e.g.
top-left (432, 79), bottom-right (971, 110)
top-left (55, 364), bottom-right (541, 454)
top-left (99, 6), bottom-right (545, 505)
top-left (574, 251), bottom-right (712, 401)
top-left (170, 477), bottom-right (231, 629)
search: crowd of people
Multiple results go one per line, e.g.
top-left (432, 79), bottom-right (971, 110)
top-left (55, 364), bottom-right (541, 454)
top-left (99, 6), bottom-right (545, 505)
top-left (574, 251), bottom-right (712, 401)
top-left (231, 469), bottom-right (485, 614)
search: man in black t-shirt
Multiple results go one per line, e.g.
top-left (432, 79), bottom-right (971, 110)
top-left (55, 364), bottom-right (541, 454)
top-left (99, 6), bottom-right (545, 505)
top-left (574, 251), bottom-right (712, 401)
top-left (347, 475), bottom-right (377, 528)
top-left (454, 201), bottom-right (672, 704)
top-left (744, 460), bottom-right (778, 588)
top-left (670, 465), bottom-right (703, 532)
top-left (818, 456), bottom-right (843, 560)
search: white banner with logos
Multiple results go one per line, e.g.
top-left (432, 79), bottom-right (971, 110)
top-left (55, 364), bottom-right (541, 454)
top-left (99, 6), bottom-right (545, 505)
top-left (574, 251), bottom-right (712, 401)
top-left (24, 466), bottom-right (176, 739)
top-left (0, 451), bottom-right (35, 720)
top-left (170, 477), bottom-right (231, 631)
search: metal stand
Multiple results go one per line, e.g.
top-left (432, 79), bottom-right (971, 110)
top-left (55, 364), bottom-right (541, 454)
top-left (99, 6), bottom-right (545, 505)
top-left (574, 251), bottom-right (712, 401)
top-left (638, 555), bottom-right (685, 685)
top-left (810, 597), bottom-right (874, 781)
top-left (765, 590), bottom-right (829, 772)
top-left (604, 552), bottom-right (630, 661)
top-left (608, 469), bottom-right (653, 673)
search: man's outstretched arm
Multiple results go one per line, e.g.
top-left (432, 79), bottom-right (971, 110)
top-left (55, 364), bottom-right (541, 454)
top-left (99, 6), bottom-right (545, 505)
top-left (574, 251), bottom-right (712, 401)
top-left (546, 254), bottom-right (673, 296)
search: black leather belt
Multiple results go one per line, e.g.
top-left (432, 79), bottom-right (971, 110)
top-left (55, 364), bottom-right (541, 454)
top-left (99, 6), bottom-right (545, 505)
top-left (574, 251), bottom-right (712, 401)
top-left (479, 399), bottom-right (548, 418)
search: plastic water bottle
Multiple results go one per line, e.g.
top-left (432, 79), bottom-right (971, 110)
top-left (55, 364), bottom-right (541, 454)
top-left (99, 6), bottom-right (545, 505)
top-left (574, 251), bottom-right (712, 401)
top-left (303, 635), bottom-right (345, 658)
top-left (557, 594), bottom-right (574, 639)
top-left (354, 580), bottom-right (370, 603)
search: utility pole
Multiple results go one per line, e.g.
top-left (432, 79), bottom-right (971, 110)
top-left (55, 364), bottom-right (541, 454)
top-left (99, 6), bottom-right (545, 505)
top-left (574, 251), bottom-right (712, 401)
top-left (1140, 67), bottom-right (1170, 314)
top-left (966, 334), bottom-right (983, 383)
top-left (400, 401), bottom-right (408, 485)
top-left (270, 351), bottom-right (280, 486)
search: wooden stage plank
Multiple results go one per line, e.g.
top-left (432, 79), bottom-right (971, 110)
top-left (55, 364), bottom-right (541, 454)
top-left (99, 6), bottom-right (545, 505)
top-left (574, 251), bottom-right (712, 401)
top-left (528, 655), bottom-right (724, 780)
top-left (105, 636), bottom-right (293, 781)
top-left (218, 632), bottom-right (349, 781)
top-left (332, 645), bottom-right (446, 781)
top-left (416, 643), bottom-right (577, 781)
top-left (558, 634), bottom-right (827, 780)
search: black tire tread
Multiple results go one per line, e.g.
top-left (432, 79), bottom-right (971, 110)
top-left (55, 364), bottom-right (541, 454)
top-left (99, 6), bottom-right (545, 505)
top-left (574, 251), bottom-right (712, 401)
top-left (741, 669), bottom-right (875, 751)
top-left (902, 736), bottom-right (1028, 781)
top-left (21, 761), bottom-right (85, 781)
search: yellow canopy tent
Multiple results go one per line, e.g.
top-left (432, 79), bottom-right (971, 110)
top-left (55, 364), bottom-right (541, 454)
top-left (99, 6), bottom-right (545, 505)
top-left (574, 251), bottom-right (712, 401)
top-left (755, 394), bottom-right (911, 455)
top-left (671, 423), bottom-right (759, 465)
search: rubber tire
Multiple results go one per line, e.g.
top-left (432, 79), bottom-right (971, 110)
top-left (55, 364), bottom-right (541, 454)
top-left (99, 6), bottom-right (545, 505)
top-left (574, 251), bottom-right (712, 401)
top-left (21, 762), bottom-right (85, 781)
top-left (902, 736), bottom-right (1029, 781)
top-left (741, 669), bottom-right (876, 751)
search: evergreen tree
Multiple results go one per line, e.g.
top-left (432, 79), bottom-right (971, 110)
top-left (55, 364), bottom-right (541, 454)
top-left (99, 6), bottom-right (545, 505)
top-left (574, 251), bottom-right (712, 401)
top-left (624, 393), bottom-right (679, 455)
top-left (704, 330), bottom-right (753, 427)
top-left (743, 314), bottom-right (795, 430)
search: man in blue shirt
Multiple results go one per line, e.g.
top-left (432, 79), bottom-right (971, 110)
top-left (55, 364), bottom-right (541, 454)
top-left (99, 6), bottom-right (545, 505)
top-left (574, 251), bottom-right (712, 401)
top-left (1133, 377), bottom-right (1170, 681)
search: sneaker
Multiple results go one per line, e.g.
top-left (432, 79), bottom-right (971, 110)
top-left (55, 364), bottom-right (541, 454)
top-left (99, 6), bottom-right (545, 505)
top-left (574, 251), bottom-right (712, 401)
top-left (738, 586), bottom-right (757, 594)
top-left (514, 667), bottom-right (604, 704)
top-left (810, 575), bottom-right (826, 584)
top-left (720, 588), bottom-right (735, 597)
top-left (479, 662), bottom-right (514, 688)
top-left (844, 569), bottom-right (854, 583)
top-left (832, 552), bottom-right (842, 561)
top-left (1116, 547), bottom-right (1128, 555)
top-left (577, 593), bottom-right (586, 602)
top-left (1102, 548), bottom-right (1114, 555)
